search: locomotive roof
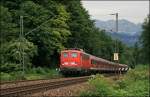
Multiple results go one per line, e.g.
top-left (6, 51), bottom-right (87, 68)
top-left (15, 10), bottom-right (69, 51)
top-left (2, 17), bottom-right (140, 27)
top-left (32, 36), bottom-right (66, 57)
top-left (61, 49), bottom-right (82, 52)
top-left (64, 48), bottom-right (83, 51)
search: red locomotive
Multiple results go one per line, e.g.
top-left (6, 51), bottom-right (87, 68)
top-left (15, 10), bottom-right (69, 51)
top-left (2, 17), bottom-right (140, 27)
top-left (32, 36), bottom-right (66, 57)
top-left (60, 48), bottom-right (129, 75)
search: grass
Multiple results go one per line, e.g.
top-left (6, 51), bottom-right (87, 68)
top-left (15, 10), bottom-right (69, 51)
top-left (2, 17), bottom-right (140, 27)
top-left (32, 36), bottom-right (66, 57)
top-left (80, 65), bottom-right (149, 97)
top-left (0, 67), bottom-right (62, 81)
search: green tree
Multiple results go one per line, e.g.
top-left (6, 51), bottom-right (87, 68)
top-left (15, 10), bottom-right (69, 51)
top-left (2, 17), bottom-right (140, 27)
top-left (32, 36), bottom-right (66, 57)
top-left (0, 0), bottom-right (71, 68)
top-left (140, 15), bottom-right (150, 64)
top-left (63, 0), bottom-right (117, 62)
top-left (0, 5), bottom-right (18, 43)
top-left (129, 42), bottom-right (140, 68)
top-left (0, 0), bottom-right (130, 72)
top-left (0, 38), bottom-right (37, 72)
top-left (19, 1), bottom-right (70, 66)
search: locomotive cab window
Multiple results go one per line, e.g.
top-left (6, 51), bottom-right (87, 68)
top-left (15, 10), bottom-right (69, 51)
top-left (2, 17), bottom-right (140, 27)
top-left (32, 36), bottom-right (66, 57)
top-left (63, 52), bottom-right (68, 58)
top-left (71, 52), bottom-right (77, 58)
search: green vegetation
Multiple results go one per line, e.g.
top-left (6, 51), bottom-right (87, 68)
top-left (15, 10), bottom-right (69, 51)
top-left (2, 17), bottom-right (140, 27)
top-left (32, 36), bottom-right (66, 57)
top-left (0, 0), bottom-right (126, 76)
top-left (140, 15), bottom-right (150, 64)
top-left (0, 0), bottom-right (149, 81)
top-left (1, 67), bottom-right (60, 81)
top-left (80, 65), bottom-right (149, 97)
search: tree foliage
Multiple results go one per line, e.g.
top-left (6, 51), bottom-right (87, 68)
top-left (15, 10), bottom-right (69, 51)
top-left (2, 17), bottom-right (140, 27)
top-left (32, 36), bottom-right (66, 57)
top-left (0, 38), bottom-right (37, 72)
top-left (0, 5), bottom-right (18, 43)
top-left (0, 0), bottom-right (138, 72)
top-left (140, 15), bottom-right (150, 64)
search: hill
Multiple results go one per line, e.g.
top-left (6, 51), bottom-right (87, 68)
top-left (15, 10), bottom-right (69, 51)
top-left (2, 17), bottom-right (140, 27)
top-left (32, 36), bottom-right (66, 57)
top-left (107, 32), bottom-right (140, 46)
top-left (95, 19), bottom-right (142, 46)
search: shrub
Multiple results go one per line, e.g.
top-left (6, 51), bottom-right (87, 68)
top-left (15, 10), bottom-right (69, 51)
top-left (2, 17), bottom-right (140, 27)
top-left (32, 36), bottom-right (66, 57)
top-left (125, 80), bottom-right (149, 96)
top-left (113, 89), bottom-right (128, 96)
top-left (116, 80), bottom-right (127, 89)
top-left (35, 67), bottom-right (46, 74)
top-left (81, 75), bottom-right (114, 97)
top-left (80, 65), bottom-right (149, 97)
top-left (24, 74), bottom-right (43, 80)
top-left (0, 63), bottom-right (21, 73)
top-left (0, 39), bottom-right (37, 73)
top-left (0, 67), bottom-right (61, 81)
top-left (126, 65), bottom-right (149, 81)
top-left (0, 72), bottom-right (12, 81)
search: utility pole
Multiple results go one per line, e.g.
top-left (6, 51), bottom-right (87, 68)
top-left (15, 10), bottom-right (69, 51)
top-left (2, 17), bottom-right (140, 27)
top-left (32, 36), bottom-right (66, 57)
top-left (116, 13), bottom-right (118, 57)
top-left (115, 13), bottom-right (119, 63)
top-left (20, 16), bottom-right (25, 77)
top-left (109, 13), bottom-right (118, 33)
top-left (116, 13), bottom-right (118, 33)
top-left (110, 13), bottom-right (118, 33)
top-left (110, 13), bottom-right (120, 78)
top-left (18, 15), bottom-right (57, 79)
top-left (18, 15), bottom-right (56, 78)
top-left (110, 13), bottom-right (119, 62)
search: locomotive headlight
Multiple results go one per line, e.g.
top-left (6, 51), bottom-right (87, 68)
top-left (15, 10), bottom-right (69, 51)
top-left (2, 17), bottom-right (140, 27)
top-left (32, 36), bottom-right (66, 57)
top-left (64, 62), bottom-right (68, 64)
top-left (71, 62), bottom-right (77, 65)
top-left (62, 62), bottom-right (68, 65)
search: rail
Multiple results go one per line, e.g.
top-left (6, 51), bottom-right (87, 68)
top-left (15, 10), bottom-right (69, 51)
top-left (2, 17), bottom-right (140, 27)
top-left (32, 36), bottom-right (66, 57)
top-left (0, 76), bottom-right (90, 97)
top-left (0, 77), bottom-right (60, 85)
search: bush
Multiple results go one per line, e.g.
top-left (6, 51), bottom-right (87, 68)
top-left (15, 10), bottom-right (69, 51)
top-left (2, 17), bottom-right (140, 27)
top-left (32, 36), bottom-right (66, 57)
top-left (126, 80), bottom-right (149, 96)
top-left (0, 39), bottom-right (37, 73)
top-left (116, 80), bottom-right (127, 89)
top-left (80, 65), bottom-right (149, 97)
top-left (0, 67), bottom-right (61, 81)
top-left (0, 71), bottom-right (25, 81)
top-left (0, 72), bottom-right (12, 81)
top-left (126, 65), bottom-right (149, 81)
top-left (24, 74), bottom-right (43, 80)
top-left (34, 67), bottom-right (46, 74)
top-left (81, 75), bottom-right (114, 97)
top-left (113, 89), bottom-right (128, 96)
top-left (24, 67), bottom-right (61, 79)
top-left (0, 63), bottom-right (21, 73)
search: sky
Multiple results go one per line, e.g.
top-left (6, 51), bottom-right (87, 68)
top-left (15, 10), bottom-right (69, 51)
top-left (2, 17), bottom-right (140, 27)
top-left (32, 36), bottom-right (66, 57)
top-left (81, 1), bottom-right (149, 24)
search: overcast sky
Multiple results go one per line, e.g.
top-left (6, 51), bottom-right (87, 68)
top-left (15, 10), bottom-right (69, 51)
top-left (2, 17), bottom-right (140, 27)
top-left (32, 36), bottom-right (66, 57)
top-left (81, 1), bottom-right (149, 24)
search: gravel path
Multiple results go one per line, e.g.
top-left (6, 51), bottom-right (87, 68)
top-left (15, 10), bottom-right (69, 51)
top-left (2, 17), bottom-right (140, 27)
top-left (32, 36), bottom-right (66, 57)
top-left (31, 82), bottom-right (90, 97)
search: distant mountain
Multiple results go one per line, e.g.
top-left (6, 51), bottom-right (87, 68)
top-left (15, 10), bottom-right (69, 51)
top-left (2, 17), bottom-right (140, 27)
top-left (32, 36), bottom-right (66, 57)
top-left (95, 19), bottom-right (142, 35)
top-left (94, 19), bottom-right (143, 46)
top-left (107, 32), bottom-right (140, 46)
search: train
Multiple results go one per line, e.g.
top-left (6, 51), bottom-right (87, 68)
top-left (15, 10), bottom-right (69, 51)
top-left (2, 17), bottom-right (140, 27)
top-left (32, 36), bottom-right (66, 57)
top-left (59, 48), bottom-right (129, 75)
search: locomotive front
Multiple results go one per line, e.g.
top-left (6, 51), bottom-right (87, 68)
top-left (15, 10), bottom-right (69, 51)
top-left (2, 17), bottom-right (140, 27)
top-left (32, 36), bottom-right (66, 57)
top-left (60, 49), bottom-right (82, 74)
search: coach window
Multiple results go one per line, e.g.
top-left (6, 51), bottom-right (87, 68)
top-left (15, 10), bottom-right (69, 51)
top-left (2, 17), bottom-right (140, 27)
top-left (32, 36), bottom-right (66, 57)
top-left (63, 52), bottom-right (68, 58)
top-left (71, 52), bottom-right (77, 58)
top-left (91, 60), bottom-right (97, 65)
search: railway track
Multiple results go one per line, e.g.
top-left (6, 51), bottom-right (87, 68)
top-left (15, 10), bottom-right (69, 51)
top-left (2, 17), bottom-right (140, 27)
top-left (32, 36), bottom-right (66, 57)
top-left (0, 77), bottom-right (60, 85)
top-left (0, 74), bottom-right (118, 85)
top-left (0, 76), bottom-right (90, 97)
